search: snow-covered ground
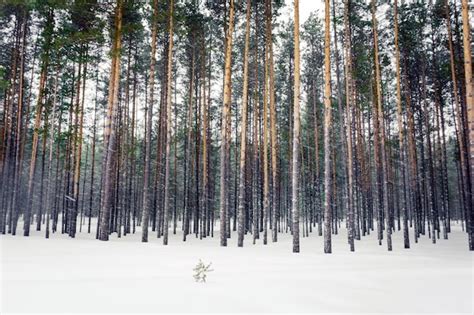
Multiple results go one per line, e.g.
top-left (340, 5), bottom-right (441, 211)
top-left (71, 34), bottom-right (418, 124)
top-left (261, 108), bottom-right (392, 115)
top-left (1, 220), bottom-right (473, 314)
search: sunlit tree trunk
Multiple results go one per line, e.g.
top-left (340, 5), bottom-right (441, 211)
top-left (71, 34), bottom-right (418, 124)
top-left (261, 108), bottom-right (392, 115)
top-left (237, 0), bottom-right (251, 247)
top-left (372, 0), bottom-right (391, 251)
top-left (265, 0), bottom-right (279, 243)
top-left (446, 0), bottom-right (470, 239)
top-left (343, 0), bottom-right (355, 251)
top-left (252, 5), bottom-right (260, 244)
top-left (323, 0), bottom-right (332, 254)
top-left (98, 0), bottom-right (122, 241)
top-left (461, 0), bottom-right (474, 250)
top-left (291, 0), bottom-right (301, 253)
top-left (70, 48), bottom-right (88, 238)
top-left (219, 0), bottom-right (235, 247)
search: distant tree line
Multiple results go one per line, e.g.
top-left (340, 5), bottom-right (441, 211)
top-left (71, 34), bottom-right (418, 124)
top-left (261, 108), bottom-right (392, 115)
top-left (0, 0), bottom-right (473, 252)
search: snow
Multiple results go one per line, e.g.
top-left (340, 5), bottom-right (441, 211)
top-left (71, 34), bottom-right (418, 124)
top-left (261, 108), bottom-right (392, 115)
top-left (1, 220), bottom-right (473, 314)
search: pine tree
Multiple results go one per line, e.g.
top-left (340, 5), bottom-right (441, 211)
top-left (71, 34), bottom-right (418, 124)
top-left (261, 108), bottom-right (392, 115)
top-left (291, 0), bottom-right (301, 253)
top-left (141, 0), bottom-right (159, 243)
top-left (98, 0), bottom-right (123, 241)
top-left (461, 0), bottom-right (474, 250)
top-left (219, 0), bottom-right (235, 247)
top-left (163, 0), bottom-right (174, 246)
top-left (323, 0), bottom-right (332, 254)
top-left (237, 0), bottom-right (251, 248)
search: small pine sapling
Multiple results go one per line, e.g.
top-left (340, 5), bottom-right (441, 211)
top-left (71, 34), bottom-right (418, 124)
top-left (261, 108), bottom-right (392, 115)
top-left (193, 259), bottom-right (213, 283)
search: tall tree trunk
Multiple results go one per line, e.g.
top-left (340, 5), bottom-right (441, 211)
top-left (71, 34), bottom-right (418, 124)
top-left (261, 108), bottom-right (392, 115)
top-left (252, 5), bottom-right (260, 244)
top-left (219, 0), bottom-right (235, 247)
top-left (8, 11), bottom-right (28, 236)
top-left (421, 59), bottom-right (437, 244)
top-left (45, 65), bottom-right (60, 238)
top-left (446, 0), bottom-right (470, 240)
top-left (24, 10), bottom-right (54, 237)
top-left (23, 17), bottom-right (53, 236)
top-left (237, 0), bottom-right (251, 247)
top-left (403, 61), bottom-right (420, 242)
top-left (394, 0), bottom-right (410, 249)
top-left (461, 0), bottom-right (474, 250)
top-left (163, 0), bottom-right (174, 246)
top-left (200, 38), bottom-right (207, 239)
top-left (182, 45), bottom-right (195, 240)
top-left (262, 31), bottom-right (270, 245)
top-left (343, 0), bottom-right (355, 251)
top-left (141, 0), bottom-right (158, 242)
top-left (323, 0), bottom-right (332, 254)
top-left (291, 0), bottom-right (301, 253)
top-left (70, 48), bottom-right (88, 238)
top-left (98, 0), bottom-right (123, 241)
top-left (265, 0), bottom-right (279, 243)
top-left (88, 66), bottom-right (100, 234)
top-left (331, 0), bottom-right (349, 240)
top-left (372, 0), bottom-right (391, 251)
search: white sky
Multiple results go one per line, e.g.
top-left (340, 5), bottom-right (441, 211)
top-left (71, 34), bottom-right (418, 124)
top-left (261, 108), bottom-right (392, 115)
top-left (279, 0), bottom-right (325, 26)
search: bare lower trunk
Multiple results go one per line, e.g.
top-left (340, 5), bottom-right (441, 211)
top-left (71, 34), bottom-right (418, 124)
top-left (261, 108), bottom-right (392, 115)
top-left (323, 0), bottom-right (332, 254)
top-left (292, 0), bottom-right (301, 253)
top-left (141, 0), bottom-right (158, 243)
top-left (163, 0), bottom-right (174, 246)
top-left (461, 0), bottom-right (474, 250)
top-left (98, 0), bottom-right (123, 241)
top-left (237, 0), bottom-right (251, 247)
top-left (219, 0), bottom-right (235, 247)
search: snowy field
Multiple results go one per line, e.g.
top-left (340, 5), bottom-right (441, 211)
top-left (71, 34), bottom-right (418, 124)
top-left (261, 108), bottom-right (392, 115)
top-left (1, 221), bottom-right (473, 314)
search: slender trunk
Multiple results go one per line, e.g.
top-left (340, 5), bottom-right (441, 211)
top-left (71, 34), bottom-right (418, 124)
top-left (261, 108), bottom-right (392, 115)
top-left (219, 0), bottom-right (235, 247)
top-left (290, 0), bottom-right (301, 253)
top-left (265, 0), bottom-right (279, 243)
top-left (252, 5), bottom-right (260, 244)
top-left (45, 65), bottom-right (60, 238)
top-left (461, 0), bottom-right (474, 250)
top-left (8, 12), bottom-right (28, 235)
top-left (163, 0), bottom-right (174, 246)
top-left (70, 48), bottom-right (88, 238)
top-left (24, 10), bottom-right (53, 236)
top-left (98, 0), bottom-right (123, 241)
top-left (141, 0), bottom-right (158, 242)
top-left (237, 0), bottom-right (251, 247)
top-left (394, 0), bottom-right (409, 248)
top-left (323, 0), bottom-right (332, 254)
top-left (343, 0), bottom-right (355, 251)
top-left (372, 0), bottom-right (391, 251)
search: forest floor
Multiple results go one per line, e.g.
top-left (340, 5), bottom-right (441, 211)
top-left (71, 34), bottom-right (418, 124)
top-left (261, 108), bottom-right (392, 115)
top-left (1, 220), bottom-right (473, 314)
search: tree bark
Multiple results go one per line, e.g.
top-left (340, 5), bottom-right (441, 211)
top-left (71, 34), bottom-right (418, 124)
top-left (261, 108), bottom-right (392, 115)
top-left (291, 0), bottom-right (301, 253)
top-left (237, 0), bottom-right (251, 247)
top-left (394, 0), bottom-right (410, 249)
top-left (98, 0), bottom-right (123, 241)
top-left (141, 0), bottom-right (158, 242)
top-left (163, 0), bottom-right (174, 246)
top-left (372, 0), bottom-right (391, 251)
top-left (461, 0), bottom-right (474, 250)
top-left (343, 0), bottom-right (355, 251)
top-left (219, 0), bottom-right (235, 247)
top-left (323, 0), bottom-right (332, 254)
top-left (264, 0), bottom-right (279, 243)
